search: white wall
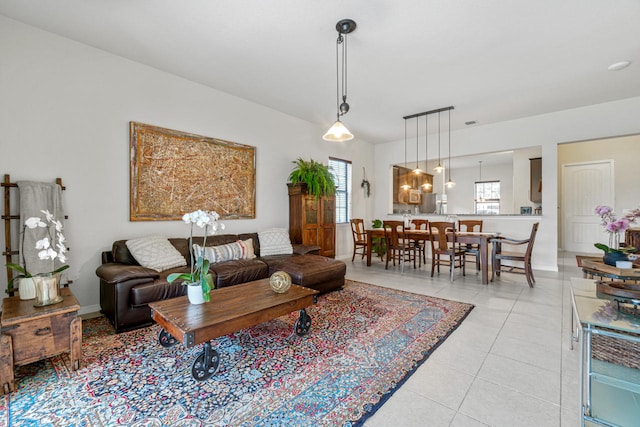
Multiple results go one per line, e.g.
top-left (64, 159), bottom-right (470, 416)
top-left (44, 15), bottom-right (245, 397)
top-left (0, 17), bottom-right (374, 312)
top-left (375, 97), bottom-right (640, 271)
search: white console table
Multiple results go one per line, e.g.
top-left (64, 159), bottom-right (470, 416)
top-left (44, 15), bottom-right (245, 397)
top-left (570, 278), bottom-right (640, 427)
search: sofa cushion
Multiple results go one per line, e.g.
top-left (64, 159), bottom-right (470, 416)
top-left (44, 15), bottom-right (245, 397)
top-left (130, 268), bottom-right (189, 307)
top-left (258, 228), bottom-right (293, 256)
top-left (240, 238), bottom-right (256, 259)
top-left (194, 241), bottom-right (244, 263)
top-left (209, 259), bottom-right (269, 288)
top-left (125, 236), bottom-right (187, 272)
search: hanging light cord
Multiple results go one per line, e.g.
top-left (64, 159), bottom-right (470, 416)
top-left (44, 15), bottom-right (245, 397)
top-left (448, 109), bottom-right (452, 181)
top-left (335, 34), bottom-right (341, 119)
top-left (342, 33), bottom-right (348, 108)
top-left (404, 119), bottom-right (408, 169)
top-left (438, 112), bottom-right (441, 165)
top-left (415, 117), bottom-right (419, 169)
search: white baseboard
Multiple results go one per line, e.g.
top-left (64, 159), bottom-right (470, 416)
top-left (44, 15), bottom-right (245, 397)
top-left (78, 304), bottom-right (101, 316)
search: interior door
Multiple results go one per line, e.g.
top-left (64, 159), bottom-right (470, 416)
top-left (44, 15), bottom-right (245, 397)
top-left (562, 161), bottom-right (613, 252)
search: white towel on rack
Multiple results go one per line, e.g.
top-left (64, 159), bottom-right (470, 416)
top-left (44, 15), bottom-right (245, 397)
top-left (16, 181), bottom-right (65, 276)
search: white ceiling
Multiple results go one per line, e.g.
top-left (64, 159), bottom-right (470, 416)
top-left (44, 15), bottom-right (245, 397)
top-left (2, 0), bottom-right (639, 144)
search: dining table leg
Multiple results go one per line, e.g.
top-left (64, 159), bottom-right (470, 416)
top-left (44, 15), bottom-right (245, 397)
top-left (480, 238), bottom-right (489, 284)
top-left (366, 230), bottom-right (373, 266)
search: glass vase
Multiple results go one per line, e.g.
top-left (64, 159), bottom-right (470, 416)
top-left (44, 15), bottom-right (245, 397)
top-left (33, 273), bottom-right (64, 307)
top-left (609, 232), bottom-right (620, 251)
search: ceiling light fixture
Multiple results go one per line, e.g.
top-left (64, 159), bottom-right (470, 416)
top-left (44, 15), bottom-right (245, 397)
top-left (323, 19), bottom-right (357, 142)
top-left (608, 61), bottom-right (631, 71)
top-left (476, 161), bottom-right (485, 202)
top-left (404, 106), bottom-right (453, 181)
top-left (446, 109), bottom-right (456, 189)
top-left (422, 115), bottom-right (432, 190)
top-left (412, 117), bottom-right (423, 175)
top-left (434, 112), bottom-right (444, 173)
top-left (401, 119), bottom-right (411, 190)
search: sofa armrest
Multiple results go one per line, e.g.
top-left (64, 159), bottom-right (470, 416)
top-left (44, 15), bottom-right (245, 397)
top-left (292, 244), bottom-right (321, 255)
top-left (96, 263), bottom-right (160, 284)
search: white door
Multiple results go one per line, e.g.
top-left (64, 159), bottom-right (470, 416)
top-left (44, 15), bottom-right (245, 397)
top-left (562, 161), bottom-right (613, 252)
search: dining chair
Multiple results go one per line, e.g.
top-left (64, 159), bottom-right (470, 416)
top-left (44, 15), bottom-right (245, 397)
top-left (458, 220), bottom-right (483, 272)
top-left (349, 218), bottom-right (368, 262)
top-left (383, 220), bottom-right (417, 272)
top-left (410, 219), bottom-right (429, 266)
top-left (428, 221), bottom-right (466, 281)
top-left (490, 222), bottom-right (539, 287)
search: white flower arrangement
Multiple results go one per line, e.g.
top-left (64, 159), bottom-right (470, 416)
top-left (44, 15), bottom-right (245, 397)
top-left (168, 210), bottom-right (225, 302)
top-left (6, 209), bottom-right (70, 292)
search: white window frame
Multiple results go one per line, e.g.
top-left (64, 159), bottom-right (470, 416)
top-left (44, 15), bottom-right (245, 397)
top-left (329, 157), bottom-right (352, 224)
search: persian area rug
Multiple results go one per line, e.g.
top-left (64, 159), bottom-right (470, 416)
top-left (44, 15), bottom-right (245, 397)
top-left (0, 280), bottom-right (473, 427)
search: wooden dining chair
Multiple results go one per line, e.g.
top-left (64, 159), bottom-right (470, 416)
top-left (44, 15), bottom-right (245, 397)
top-left (490, 222), bottom-right (539, 287)
top-left (410, 219), bottom-right (429, 266)
top-left (428, 221), bottom-right (466, 281)
top-left (349, 218), bottom-right (368, 262)
top-left (459, 220), bottom-right (483, 272)
top-left (383, 220), bottom-right (417, 272)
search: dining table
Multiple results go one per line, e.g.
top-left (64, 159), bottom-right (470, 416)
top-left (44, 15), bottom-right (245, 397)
top-left (365, 228), bottom-right (499, 284)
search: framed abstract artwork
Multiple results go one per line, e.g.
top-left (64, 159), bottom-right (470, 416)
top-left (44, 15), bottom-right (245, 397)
top-left (130, 122), bottom-right (256, 221)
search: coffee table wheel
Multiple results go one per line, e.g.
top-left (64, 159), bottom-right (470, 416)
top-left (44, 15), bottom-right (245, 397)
top-left (191, 342), bottom-right (220, 381)
top-left (158, 329), bottom-right (178, 348)
top-left (295, 309), bottom-right (312, 336)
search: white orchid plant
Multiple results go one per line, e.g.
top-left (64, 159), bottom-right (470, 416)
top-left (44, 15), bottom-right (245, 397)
top-left (6, 209), bottom-right (70, 293)
top-left (167, 210), bottom-right (224, 302)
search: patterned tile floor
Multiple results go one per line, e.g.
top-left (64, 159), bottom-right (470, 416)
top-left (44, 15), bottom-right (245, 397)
top-left (346, 251), bottom-right (584, 427)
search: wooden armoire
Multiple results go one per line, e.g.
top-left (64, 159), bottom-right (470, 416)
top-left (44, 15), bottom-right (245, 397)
top-left (287, 183), bottom-right (336, 258)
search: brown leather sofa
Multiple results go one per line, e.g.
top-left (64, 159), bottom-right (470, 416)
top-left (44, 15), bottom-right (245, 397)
top-left (96, 232), bottom-right (346, 332)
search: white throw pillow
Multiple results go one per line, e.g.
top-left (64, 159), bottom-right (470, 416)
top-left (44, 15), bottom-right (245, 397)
top-left (125, 236), bottom-right (187, 272)
top-left (258, 228), bottom-right (293, 256)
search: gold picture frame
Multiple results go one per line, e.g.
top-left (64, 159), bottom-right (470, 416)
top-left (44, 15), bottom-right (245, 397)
top-left (408, 189), bottom-right (421, 204)
top-left (130, 122), bottom-right (256, 221)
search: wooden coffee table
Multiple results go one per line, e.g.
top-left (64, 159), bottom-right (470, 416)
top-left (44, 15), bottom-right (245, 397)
top-left (149, 279), bottom-right (318, 381)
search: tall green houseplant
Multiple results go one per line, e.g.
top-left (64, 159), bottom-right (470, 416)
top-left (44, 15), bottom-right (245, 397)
top-left (288, 158), bottom-right (336, 198)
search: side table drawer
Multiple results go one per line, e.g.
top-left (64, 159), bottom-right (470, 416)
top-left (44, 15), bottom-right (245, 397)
top-left (2, 312), bottom-right (76, 366)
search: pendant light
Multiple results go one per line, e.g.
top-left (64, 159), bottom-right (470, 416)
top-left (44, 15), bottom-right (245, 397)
top-left (476, 161), bottom-right (484, 202)
top-left (422, 115), bottom-right (432, 190)
top-left (434, 111), bottom-right (444, 173)
top-left (403, 106), bottom-right (453, 188)
top-left (323, 19), bottom-right (357, 142)
top-left (412, 117), bottom-right (423, 175)
top-left (401, 119), bottom-right (411, 190)
top-left (445, 109), bottom-right (456, 188)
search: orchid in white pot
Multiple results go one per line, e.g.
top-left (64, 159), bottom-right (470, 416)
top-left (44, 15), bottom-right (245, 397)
top-left (167, 210), bottom-right (224, 303)
top-left (6, 209), bottom-right (70, 295)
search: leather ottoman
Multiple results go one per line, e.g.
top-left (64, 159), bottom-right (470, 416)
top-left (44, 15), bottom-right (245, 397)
top-left (262, 254), bottom-right (346, 293)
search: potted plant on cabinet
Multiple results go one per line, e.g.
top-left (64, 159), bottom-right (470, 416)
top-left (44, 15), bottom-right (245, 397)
top-left (288, 158), bottom-right (336, 198)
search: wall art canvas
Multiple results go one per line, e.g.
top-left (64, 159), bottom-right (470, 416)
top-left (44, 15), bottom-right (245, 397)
top-left (130, 122), bottom-right (256, 221)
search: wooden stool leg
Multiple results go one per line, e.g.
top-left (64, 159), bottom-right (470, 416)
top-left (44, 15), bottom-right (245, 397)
top-left (70, 317), bottom-right (82, 371)
top-left (0, 334), bottom-right (15, 394)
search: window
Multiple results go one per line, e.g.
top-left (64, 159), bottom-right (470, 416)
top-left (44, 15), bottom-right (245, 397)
top-left (329, 157), bottom-right (352, 223)
top-left (474, 181), bottom-right (500, 215)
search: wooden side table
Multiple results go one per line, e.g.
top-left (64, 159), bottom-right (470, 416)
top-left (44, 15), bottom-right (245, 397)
top-left (0, 287), bottom-right (82, 394)
top-left (581, 259), bottom-right (640, 283)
